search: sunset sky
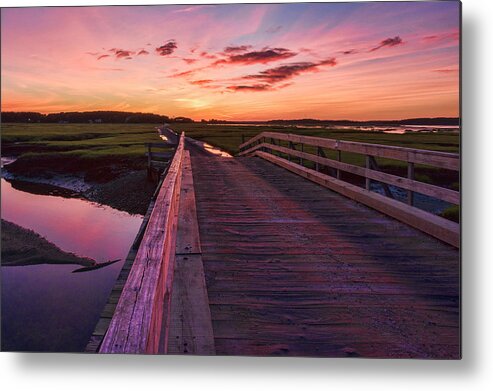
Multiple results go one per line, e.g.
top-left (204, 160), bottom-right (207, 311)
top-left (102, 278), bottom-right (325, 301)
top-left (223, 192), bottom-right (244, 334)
top-left (1, 2), bottom-right (460, 121)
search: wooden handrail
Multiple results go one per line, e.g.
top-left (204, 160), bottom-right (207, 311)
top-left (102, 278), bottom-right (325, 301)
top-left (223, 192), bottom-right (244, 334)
top-left (238, 131), bottom-right (459, 248)
top-left (239, 131), bottom-right (459, 170)
top-left (100, 132), bottom-right (185, 354)
top-left (242, 142), bottom-right (459, 205)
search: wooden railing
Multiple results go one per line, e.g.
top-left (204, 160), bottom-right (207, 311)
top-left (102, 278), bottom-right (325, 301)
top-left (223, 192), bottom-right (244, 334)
top-left (238, 132), bottom-right (459, 248)
top-left (146, 127), bottom-right (181, 181)
top-left (100, 132), bottom-right (185, 354)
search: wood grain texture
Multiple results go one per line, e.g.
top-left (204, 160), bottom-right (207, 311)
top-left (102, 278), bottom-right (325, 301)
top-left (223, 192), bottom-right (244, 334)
top-left (99, 133), bottom-right (185, 354)
top-left (167, 254), bottom-right (216, 355)
top-left (167, 151), bottom-right (215, 355)
top-left (174, 152), bottom-right (202, 255)
top-left (190, 149), bottom-right (459, 358)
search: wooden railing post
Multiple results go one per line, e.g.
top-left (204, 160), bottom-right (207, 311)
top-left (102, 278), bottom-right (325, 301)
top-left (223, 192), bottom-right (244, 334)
top-left (317, 147), bottom-right (327, 174)
top-left (368, 156), bottom-right (394, 199)
top-left (336, 150), bottom-right (341, 179)
top-left (407, 162), bottom-right (415, 206)
top-left (147, 144), bottom-right (152, 179)
top-left (271, 138), bottom-right (276, 156)
top-left (300, 144), bottom-right (304, 167)
top-left (365, 155), bottom-right (371, 190)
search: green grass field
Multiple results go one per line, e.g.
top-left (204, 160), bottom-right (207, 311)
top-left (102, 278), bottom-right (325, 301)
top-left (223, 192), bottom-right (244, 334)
top-left (1, 122), bottom-right (459, 184)
top-left (1, 123), bottom-right (162, 158)
top-left (2, 122), bottom-right (459, 159)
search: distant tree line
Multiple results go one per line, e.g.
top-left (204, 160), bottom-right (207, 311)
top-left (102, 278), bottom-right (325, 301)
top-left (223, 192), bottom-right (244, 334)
top-left (1, 111), bottom-right (459, 126)
top-left (1, 111), bottom-right (194, 124)
top-left (264, 117), bottom-right (460, 126)
top-left (200, 117), bottom-right (460, 126)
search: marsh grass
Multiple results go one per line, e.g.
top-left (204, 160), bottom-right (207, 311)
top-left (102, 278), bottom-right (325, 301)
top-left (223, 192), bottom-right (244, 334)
top-left (2, 122), bottom-right (459, 158)
top-left (2, 122), bottom-right (459, 186)
top-left (440, 205), bottom-right (460, 223)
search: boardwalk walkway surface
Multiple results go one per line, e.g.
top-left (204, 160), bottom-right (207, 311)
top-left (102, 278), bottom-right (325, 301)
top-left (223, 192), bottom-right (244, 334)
top-left (188, 146), bottom-right (459, 358)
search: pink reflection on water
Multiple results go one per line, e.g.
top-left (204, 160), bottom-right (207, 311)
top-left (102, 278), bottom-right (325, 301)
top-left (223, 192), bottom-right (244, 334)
top-left (1, 179), bottom-right (142, 262)
top-left (186, 138), bottom-right (232, 158)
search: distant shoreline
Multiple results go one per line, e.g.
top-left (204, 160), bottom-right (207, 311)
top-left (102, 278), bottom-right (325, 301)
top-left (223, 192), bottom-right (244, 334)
top-left (0, 111), bottom-right (459, 126)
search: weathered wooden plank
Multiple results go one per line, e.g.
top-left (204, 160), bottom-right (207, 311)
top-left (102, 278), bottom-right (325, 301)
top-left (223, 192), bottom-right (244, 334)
top-left (93, 318), bottom-right (111, 337)
top-left (336, 139), bottom-right (459, 170)
top-left (174, 151), bottom-right (202, 255)
top-left (263, 131), bottom-right (338, 150)
top-left (238, 132), bottom-right (265, 150)
top-left (150, 180), bottom-right (181, 354)
top-left (99, 133), bottom-right (185, 354)
top-left (168, 255), bottom-right (215, 355)
top-left (167, 151), bottom-right (214, 355)
top-left (254, 151), bottom-right (459, 248)
top-left (243, 142), bottom-right (459, 204)
top-left (85, 336), bottom-right (104, 352)
top-left (190, 152), bottom-right (459, 358)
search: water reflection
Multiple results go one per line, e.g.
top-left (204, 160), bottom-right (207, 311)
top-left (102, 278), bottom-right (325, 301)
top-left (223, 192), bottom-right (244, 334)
top-left (186, 138), bottom-right (233, 158)
top-left (156, 125), bottom-right (179, 143)
top-left (1, 179), bottom-right (141, 261)
top-left (1, 178), bottom-right (142, 351)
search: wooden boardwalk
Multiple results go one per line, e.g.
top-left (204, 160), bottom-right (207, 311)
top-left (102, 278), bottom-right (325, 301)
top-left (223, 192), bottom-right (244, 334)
top-left (96, 131), bottom-right (459, 358)
top-left (189, 149), bottom-right (459, 358)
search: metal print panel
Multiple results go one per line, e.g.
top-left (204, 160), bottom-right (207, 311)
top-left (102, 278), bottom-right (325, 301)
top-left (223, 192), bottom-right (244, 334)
top-left (0, 1), bottom-right (461, 358)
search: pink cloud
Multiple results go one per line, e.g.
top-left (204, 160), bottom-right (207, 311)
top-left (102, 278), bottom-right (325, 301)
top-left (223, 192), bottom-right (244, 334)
top-left (369, 36), bottom-right (403, 52)
top-left (214, 47), bottom-right (297, 66)
top-left (155, 40), bottom-right (177, 56)
top-left (433, 68), bottom-right (459, 73)
top-left (241, 58), bottom-right (337, 84)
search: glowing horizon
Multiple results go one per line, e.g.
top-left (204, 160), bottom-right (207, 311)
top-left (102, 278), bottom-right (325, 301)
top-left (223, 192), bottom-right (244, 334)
top-left (1, 2), bottom-right (460, 121)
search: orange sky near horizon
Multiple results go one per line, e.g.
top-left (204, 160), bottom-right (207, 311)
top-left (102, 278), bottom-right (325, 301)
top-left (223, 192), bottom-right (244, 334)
top-left (1, 2), bottom-right (460, 121)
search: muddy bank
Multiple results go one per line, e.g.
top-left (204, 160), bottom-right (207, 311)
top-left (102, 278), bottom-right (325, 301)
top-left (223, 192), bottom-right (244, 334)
top-left (1, 220), bottom-right (96, 267)
top-left (2, 156), bottom-right (156, 215)
top-left (5, 152), bottom-right (146, 183)
top-left (84, 170), bottom-right (156, 215)
top-left (5, 178), bottom-right (83, 199)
